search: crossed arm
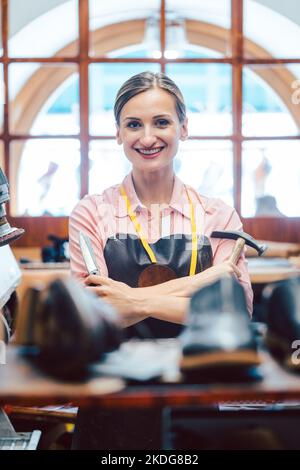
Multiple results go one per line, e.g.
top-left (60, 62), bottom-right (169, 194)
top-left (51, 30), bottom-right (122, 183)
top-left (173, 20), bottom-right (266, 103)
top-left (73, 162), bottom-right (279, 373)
top-left (69, 198), bottom-right (253, 327)
top-left (85, 262), bottom-right (242, 328)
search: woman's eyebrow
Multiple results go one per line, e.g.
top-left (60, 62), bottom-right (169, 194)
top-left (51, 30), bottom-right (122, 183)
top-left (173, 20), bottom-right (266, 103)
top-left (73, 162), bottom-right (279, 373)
top-left (123, 116), bottom-right (141, 121)
top-left (122, 114), bottom-right (172, 122)
top-left (153, 114), bottom-right (172, 119)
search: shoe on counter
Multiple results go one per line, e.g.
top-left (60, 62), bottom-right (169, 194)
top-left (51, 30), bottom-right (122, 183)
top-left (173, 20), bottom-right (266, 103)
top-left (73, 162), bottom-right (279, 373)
top-left (264, 276), bottom-right (300, 371)
top-left (180, 276), bottom-right (261, 380)
top-left (16, 277), bottom-right (122, 378)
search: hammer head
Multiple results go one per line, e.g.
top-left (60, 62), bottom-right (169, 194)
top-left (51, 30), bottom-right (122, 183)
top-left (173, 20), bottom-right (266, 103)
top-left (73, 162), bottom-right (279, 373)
top-left (211, 230), bottom-right (267, 256)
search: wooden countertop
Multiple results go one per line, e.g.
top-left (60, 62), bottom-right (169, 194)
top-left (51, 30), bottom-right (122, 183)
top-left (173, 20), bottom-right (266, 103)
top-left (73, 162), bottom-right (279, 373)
top-left (2, 345), bottom-right (300, 408)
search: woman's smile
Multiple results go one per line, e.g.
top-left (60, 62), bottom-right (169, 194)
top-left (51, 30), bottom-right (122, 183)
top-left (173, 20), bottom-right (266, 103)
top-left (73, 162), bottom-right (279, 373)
top-left (135, 146), bottom-right (165, 159)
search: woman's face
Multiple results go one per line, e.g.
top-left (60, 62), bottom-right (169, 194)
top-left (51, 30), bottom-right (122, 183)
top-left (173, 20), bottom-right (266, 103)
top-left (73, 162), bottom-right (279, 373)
top-left (116, 87), bottom-right (188, 173)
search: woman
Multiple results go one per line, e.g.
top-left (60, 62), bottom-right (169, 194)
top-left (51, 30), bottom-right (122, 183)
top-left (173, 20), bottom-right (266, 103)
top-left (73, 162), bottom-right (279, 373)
top-left (69, 71), bottom-right (253, 449)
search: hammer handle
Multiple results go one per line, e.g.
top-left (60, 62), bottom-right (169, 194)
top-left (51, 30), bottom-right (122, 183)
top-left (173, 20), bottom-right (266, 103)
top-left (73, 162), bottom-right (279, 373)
top-left (229, 237), bottom-right (246, 264)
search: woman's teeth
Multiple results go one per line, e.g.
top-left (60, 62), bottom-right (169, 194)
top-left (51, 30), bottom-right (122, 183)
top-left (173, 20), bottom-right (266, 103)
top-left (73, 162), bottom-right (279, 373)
top-left (137, 147), bottom-right (163, 155)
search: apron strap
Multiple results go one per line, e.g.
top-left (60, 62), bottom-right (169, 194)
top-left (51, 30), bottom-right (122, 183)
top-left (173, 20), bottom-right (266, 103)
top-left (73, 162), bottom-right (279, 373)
top-left (120, 185), bottom-right (157, 263)
top-left (120, 183), bottom-right (198, 275)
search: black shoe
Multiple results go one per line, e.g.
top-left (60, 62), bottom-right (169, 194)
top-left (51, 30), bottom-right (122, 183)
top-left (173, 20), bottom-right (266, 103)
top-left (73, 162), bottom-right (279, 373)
top-left (16, 277), bottom-right (122, 377)
top-left (180, 276), bottom-right (261, 381)
top-left (264, 276), bottom-right (300, 371)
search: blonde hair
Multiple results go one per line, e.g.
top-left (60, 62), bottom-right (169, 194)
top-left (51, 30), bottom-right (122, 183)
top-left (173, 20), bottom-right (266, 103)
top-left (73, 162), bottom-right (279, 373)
top-left (114, 71), bottom-right (186, 125)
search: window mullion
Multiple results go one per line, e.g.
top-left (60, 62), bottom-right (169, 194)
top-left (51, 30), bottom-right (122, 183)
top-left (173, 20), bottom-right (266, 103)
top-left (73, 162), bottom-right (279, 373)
top-left (231, 0), bottom-right (243, 212)
top-left (79, 0), bottom-right (89, 198)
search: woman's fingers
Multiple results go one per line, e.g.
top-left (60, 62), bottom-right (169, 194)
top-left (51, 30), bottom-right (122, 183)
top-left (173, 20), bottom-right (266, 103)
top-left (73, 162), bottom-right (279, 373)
top-left (225, 262), bottom-right (242, 278)
top-left (231, 264), bottom-right (242, 278)
top-left (207, 262), bottom-right (242, 280)
top-left (84, 274), bottom-right (111, 286)
top-left (86, 286), bottom-right (109, 298)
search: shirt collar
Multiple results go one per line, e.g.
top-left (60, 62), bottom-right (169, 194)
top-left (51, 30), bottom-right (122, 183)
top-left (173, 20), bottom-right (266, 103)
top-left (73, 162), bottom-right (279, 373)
top-left (169, 175), bottom-right (214, 218)
top-left (115, 173), bottom-right (141, 217)
top-left (115, 172), bottom-right (213, 218)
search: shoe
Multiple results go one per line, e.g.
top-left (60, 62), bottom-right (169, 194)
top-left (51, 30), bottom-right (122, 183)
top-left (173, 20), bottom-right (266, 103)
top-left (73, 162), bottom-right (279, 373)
top-left (180, 276), bottom-right (261, 380)
top-left (16, 277), bottom-right (122, 377)
top-left (264, 276), bottom-right (300, 371)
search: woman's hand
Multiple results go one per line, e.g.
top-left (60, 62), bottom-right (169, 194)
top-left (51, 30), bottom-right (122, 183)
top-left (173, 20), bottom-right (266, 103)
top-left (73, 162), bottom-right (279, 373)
top-left (84, 274), bottom-right (130, 292)
top-left (84, 275), bottom-right (147, 327)
top-left (187, 261), bottom-right (242, 296)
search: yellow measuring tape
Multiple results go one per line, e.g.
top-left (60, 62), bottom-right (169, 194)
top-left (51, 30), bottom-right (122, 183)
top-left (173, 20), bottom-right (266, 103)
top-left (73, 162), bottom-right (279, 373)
top-left (120, 184), bottom-right (198, 276)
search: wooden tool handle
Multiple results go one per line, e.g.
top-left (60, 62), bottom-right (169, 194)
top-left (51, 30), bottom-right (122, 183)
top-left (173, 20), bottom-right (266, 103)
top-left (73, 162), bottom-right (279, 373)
top-left (229, 237), bottom-right (246, 264)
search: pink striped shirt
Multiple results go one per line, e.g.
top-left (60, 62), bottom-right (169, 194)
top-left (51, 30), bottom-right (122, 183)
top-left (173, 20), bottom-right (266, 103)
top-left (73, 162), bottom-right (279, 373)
top-left (69, 172), bottom-right (253, 314)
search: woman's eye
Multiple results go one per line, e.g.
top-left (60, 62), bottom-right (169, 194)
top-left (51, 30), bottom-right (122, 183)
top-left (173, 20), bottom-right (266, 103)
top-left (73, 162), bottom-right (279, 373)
top-left (127, 121), bottom-right (141, 129)
top-left (156, 119), bottom-right (169, 127)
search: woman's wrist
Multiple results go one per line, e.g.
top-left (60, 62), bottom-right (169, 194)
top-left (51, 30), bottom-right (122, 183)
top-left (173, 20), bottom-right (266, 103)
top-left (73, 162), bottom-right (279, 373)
top-left (130, 287), bottom-right (149, 316)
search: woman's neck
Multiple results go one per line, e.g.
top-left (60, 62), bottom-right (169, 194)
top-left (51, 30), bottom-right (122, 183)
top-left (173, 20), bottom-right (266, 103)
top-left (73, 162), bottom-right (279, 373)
top-left (132, 166), bottom-right (175, 209)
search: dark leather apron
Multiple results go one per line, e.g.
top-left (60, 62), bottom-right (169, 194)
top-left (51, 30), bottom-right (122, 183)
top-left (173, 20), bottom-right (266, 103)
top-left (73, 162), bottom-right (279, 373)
top-left (74, 178), bottom-right (213, 450)
top-left (104, 233), bottom-right (213, 338)
top-left (72, 232), bottom-right (213, 450)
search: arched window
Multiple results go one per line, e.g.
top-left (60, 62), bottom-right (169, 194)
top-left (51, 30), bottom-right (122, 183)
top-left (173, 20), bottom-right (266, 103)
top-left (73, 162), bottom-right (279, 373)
top-left (1, 0), bottom-right (300, 245)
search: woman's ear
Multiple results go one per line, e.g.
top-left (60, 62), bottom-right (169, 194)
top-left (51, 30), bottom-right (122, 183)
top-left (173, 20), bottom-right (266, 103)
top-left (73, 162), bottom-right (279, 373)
top-left (116, 124), bottom-right (122, 145)
top-left (180, 117), bottom-right (188, 141)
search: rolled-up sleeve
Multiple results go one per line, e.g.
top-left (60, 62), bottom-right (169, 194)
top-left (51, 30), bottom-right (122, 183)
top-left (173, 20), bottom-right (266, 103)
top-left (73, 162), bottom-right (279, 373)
top-left (69, 195), bottom-right (108, 284)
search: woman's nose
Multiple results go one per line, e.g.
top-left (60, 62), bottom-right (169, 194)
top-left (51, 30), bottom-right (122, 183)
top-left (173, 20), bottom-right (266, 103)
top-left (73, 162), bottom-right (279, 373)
top-left (139, 127), bottom-right (157, 147)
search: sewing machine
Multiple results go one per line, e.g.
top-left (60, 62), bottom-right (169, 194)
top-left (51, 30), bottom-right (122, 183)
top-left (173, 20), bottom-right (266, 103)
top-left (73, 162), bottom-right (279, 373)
top-left (0, 244), bottom-right (42, 450)
top-left (0, 166), bottom-right (23, 341)
top-left (0, 245), bottom-right (21, 343)
top-left (0, 244), bottom-right (21, 311)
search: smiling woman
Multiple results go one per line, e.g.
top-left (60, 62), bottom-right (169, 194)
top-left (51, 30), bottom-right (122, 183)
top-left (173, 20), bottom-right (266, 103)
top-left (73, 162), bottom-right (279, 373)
top-left (70, 70), bottom-right (253, 320)
top-left (69, 71), bottom-right (253, 449)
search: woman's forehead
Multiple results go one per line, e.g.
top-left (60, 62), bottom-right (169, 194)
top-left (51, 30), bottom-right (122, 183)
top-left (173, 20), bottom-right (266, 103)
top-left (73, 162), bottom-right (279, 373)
top-left (121, 88), bottom-right (177, 118)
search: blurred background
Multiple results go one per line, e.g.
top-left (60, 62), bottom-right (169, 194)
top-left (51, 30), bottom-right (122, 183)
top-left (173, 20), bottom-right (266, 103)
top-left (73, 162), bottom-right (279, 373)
top-left (1, 1), bottom-right (300, 451)
top-left (0, 0), bottom-right (299, 250)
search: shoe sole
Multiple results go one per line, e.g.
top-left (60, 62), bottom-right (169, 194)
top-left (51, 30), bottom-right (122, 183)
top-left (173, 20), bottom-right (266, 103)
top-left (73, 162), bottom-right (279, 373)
top-left (180, 349), bottom-right (262, 371)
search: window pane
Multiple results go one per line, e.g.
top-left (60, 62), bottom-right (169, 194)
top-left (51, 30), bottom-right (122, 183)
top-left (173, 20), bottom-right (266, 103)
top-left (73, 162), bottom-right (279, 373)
top-left (241, 140), bottom-right (300, 218)
top-left (175, 139), bottom-right (233, 206)
top-left (89, 0), bottom-right (160, 57)
top-left (89, 63), bottom-right (160, 136)
top-left (244, 0), bottom-right (300, 59)
top-left (9, 63), bottom-right (79, 135)
top-left (89, 140), bottom-right (131, 194)
top-left (10, 139), bottom-right (80, 216)
top-left (243, 65), bottom-right (300, 136)
top-left (8, 0), bottom-right (78, 57)
top-left (166, 63), bottom-right (232, 136)
top-left (166, 0), bottom-right (231, 58)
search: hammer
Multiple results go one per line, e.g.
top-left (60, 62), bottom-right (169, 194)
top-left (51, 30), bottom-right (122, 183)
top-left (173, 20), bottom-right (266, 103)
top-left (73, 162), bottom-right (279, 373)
top-left (211, 230), bottom-right (267, 264)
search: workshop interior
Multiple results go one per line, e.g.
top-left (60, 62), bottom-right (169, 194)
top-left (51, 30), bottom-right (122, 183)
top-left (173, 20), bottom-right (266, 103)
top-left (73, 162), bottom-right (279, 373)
top-left (1, 0), bottom-right (300, 452)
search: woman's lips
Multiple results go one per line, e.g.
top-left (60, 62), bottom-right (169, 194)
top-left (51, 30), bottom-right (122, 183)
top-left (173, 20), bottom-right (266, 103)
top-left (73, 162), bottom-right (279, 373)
top-left (135, 147), bottom-right (165, 159)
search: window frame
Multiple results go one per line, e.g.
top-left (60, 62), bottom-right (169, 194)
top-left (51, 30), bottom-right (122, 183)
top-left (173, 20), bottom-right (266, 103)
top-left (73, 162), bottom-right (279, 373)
top-left (1, 0), bottom-right (300, 247)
